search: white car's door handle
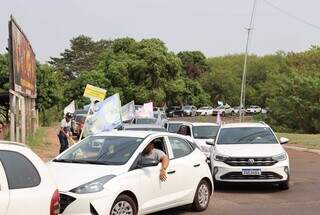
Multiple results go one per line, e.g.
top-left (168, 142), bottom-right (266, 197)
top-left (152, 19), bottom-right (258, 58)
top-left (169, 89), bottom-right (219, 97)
top-left (167, 170), bottom-right (176, 174)
top-left (193, 164), bottom-right (200, 167)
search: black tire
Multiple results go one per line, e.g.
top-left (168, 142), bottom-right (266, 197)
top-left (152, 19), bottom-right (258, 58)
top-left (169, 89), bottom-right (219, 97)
top-left (110, 194), bottom-right (137, 215)
top-left (192, 180), bottom-right (211, 212)
top-left (278, 180), bottom-right (289, 190)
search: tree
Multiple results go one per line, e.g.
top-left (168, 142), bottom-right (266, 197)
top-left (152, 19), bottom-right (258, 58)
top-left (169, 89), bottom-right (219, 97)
top-left (0, 53), bottom-right (9, 92)
top-left (36, 64), bottom-right (63, 125)
top-left (49, 35), bottom-right (112, 80)
top-left (177, 51), bottom-right (208, 79)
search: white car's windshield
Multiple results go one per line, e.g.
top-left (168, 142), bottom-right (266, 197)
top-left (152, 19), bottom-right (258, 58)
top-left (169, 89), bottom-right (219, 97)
top-left (136, 118), bottom-right (157, 124)
top-left (56, 136), bottom-right (143, 165)
top-left (192, 126), bottom-right (219, 139)
top-left (168, 123), bottom-right (183, 133)
top-left (217, 127), bottom-right (278, 144)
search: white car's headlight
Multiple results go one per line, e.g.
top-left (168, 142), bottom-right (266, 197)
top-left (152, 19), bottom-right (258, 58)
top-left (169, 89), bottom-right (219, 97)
top-left (272, 153), bottom-right (287, 161)
top-left (70, 175), bottom-right (115, 194)
top-left (214, 154), bottom-right (229, 162)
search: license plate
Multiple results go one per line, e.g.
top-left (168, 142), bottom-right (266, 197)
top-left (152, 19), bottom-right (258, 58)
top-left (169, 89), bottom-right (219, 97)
top-left (242, 169), bottom-right (261, 175)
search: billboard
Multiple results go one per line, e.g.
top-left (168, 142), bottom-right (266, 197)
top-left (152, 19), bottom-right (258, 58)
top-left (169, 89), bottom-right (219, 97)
top-left (9, 16), bottom-right (36, 98)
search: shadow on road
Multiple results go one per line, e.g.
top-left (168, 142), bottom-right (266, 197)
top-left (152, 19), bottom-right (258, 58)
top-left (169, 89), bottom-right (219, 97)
top-left (215, 182), bottom-right (283, 194)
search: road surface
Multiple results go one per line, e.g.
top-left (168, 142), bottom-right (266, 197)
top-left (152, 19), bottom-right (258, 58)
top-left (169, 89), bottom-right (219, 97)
top-left (152, 149), bottom-right (320, 215)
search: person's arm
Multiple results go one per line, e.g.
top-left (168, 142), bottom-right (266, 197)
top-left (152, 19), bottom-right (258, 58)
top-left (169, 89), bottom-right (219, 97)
top-left (159, 153), bottom-right (170, 181)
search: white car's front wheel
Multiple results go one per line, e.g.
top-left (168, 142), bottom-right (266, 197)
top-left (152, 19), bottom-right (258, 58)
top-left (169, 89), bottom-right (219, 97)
top-left (192, 180), bottom-right (211, 212)
top-left (110, 194), bottom-right (137, 215)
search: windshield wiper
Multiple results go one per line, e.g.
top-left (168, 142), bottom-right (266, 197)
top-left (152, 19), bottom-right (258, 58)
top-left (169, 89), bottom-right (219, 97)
top-left (52, 159), bottom-right (109, 165)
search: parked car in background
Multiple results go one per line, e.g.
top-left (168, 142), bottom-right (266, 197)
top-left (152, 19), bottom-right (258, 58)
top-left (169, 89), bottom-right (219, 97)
top-left (182, 105), bottom-right (197, 117)
top-left (212, 104), bottom-right (234, 116)
top-left (233, 106), bottom-right (245, 115)
top-left (166, 106), bottom-right (183, 117)
top-left (123, 124), bottom-right (166, 132)
top-left (71, 114), bottom-right (86, 138)
top-left (209, 122), bottom-right (290, 190)
top-left (196, 106), bottom-right (214, 116)
top-left (48, 131), bottom-right (213, 215)
top-left (133, 117), bottom-right (157, 125)
top-left (0, 141), bottom-right (59, 215)
top-left (177, 122), bottom-right (220, 157)
top-left (164, 121), bottom-right (185, 133)
top-left (246, 105), bottom-right (262, 114)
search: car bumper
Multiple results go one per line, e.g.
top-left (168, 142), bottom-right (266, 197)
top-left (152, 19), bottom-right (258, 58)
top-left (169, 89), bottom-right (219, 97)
top-left (59, 191), bottom-right (114, 215)
top-left (212, 160), bottom-right (290, 183)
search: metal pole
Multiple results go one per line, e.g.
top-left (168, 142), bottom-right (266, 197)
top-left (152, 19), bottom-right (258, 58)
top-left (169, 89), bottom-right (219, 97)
top-left (240, 0), bottom-right (258, 122)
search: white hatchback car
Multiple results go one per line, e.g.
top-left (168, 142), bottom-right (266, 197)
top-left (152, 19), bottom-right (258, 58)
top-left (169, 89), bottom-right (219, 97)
top-left (47, 131), bottom-right (213, 215)
top-left (0, 141), bottom-right (59, 215)
top-left (209, 123), bottom-right (290, 190)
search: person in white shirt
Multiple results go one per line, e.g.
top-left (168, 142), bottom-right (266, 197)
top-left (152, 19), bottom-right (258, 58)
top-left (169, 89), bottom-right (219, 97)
top-left (57, 112), bottom-right (72, 153)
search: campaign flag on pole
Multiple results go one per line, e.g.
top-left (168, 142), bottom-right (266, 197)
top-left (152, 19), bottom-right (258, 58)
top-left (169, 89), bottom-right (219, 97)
top-left (135, 102), bottom-right (154, 118)
top-left (83, 93), bottom-right (121, 136)
top-left (121, 101), bottom-right (135, 122)
top-left (64, 100), bottom-right (75, 115)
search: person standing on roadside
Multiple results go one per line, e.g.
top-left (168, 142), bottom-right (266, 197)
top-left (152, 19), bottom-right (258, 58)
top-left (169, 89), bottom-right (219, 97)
top-left (58, 112), bottom-right (72, 153)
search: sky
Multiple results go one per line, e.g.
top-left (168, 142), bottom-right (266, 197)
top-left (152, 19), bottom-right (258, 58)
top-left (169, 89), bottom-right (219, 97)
top-left (0, 0), bottom-right (319, 63)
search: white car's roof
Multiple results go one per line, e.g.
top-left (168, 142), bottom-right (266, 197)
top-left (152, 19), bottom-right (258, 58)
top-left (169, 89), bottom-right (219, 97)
top-left (168, 121), bottom-right (186, 124)
top-left (0, 141), bottom-right (26, 148)
top-left (221, 122), bottom-right (268, 128)
top-left (183, 122), bottom-right (219, 126)
top-left (95, 130), bottom-right (164, 138)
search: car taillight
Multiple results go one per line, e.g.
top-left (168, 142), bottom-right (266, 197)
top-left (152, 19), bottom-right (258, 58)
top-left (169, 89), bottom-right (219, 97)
top-left (50, 189), bottom-right (60, 215)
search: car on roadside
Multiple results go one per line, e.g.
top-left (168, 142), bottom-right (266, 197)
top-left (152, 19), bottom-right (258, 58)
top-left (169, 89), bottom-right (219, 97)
top-left (47, 131), bottom-right (213, 215)
top-left (233, 106), bottom-right (245, 115)
top-left (245, 105), bottom-right (262, 114)
top-left (166, 106), bottom-right (183, 117)
top-left (71, 114), bottom-right (86, 138)
top-left (182, 105), bottom-right (197, 117)
top-left (212, 104), bottom-right (234, 116)
top-left (123, 124), bottom-right (167, 132)
top-left (133, 117), bottom-right (158, 125)
top-left (177, 122), bottom-right (220, 157)
top-left (208, 122), bottom-right (290, 190)
top-left (164, 121), bottom-right (186, 133)
top-left (196, 106), bottom-right (214, 116)
top-left (0, 141), bottom-right (59, 215)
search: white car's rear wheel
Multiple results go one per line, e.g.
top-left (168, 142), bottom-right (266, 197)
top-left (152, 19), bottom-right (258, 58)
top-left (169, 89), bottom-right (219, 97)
top-left (192, 180), bottom-right (211, 211)
top-left (110, 194), bottom-right (137, 215)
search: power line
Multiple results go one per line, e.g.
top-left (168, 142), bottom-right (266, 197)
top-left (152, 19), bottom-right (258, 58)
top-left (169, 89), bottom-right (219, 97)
top-left (263, 0), bottom-right (320, 31)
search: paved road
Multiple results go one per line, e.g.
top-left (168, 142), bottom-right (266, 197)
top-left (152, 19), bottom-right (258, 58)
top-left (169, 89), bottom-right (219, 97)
top-left (153, 149), bottom-right (320, 215)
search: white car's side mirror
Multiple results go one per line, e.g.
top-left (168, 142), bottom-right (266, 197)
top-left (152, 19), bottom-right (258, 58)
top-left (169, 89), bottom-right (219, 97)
top-left (280, 137), bottom-right (289, 145)
top-left (206, 139), bottom-right (215, 146)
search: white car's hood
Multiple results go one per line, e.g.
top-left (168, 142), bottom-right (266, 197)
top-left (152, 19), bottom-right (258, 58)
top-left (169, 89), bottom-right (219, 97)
top-left (47, 162), bottom-right (126, 192)
top-left (195, 139), bottom-right (212, 147)
top-left (215, 144), bottom-right (284, 157)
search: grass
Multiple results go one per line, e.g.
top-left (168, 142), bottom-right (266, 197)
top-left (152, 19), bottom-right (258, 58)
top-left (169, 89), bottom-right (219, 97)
top-left (277, 133), bottom-right (320, 149)
top-left (26, 127), bottom-right (51, 150)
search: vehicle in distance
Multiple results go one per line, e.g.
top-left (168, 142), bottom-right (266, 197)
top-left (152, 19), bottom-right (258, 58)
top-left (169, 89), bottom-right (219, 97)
top-left (212, 104), bottom-right (234, 116)
top-left (133, 117), bottom-right (157, 125)
top-left (209, 122), bottom-right (290, 190)
top-left (123, 124), bottom-right (166, 132)
top-left (48, 131), bottom-right (213, 215)
top-left (246, 105), bottom-right (262, 114)
top-left (177, 122), bottom-right (220, 157)
top-left (182, 105), bottom-right (197, 117)
top-left (165, 121), bottom-right (185, 133)
top-left (196, 106), bottom-right (214, 116)
top-left (166, 106), bottom-right (183, 117)
top-left (0, 141), bottom-right (59, 215)
top-left (233, 106), bottom-right (245, 115)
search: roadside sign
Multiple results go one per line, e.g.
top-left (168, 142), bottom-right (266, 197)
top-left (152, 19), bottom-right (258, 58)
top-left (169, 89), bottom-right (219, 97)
top-left (83, 84), bottom-right (106, 102)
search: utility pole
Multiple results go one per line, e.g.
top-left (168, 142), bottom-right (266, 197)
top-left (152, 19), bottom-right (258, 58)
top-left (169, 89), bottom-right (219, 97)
top-left (240, 0), bottom-right (258, 122)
